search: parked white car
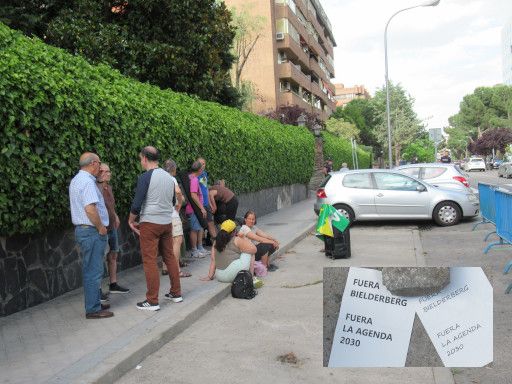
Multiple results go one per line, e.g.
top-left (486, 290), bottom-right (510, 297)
top-left (314, 170), bottom-right (480, 226)
top-left (395, 163), bottom-right (476, 195)
top-left (464, 157), bottom-right (486, 172)
top-left (498, 162), bottom-right (512, 178)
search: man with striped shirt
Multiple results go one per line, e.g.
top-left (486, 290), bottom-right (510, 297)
top-left (69, 152), bottom-right (113, 319)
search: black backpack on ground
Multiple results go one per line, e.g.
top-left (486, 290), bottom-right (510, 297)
top-left (324, 226), bottom-right (351, 259)
top-left (231, 270), bottom-right (257, 299)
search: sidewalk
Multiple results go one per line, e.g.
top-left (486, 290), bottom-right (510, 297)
top-left (0, 198), bottom-right (317, 384)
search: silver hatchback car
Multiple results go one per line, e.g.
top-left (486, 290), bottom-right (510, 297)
top-left (395, 163), bottom-right (476, 195)
top-left (314, 169), bottom-right (479, 226)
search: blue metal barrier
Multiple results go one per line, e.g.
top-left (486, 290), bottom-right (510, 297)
top-left (475, 183), bottom-right (509, 253)
top-left (494, 189), bottom-right (512, 293)
top-left (473, 183), bottom-right (496, 234)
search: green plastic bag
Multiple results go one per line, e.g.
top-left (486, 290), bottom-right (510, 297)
top-left (316, 204), bottom-right (350, 239)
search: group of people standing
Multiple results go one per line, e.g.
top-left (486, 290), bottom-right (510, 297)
top-left (69, 146), bottom-right (277, 319)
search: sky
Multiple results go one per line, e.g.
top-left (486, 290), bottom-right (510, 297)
top-left (321, 0), bottom-right (512, 129)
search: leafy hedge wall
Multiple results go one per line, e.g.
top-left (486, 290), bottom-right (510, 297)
top-left (0, 23), bottom-right (314, 236)
top-left (322, 131), bottom-right (371, 170)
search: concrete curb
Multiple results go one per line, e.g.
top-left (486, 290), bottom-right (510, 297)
top-left (73, 284), bottom-right (231, 384)
top-left (67, 222), bottom-right (316, 383)
top-left (413, 229), bottom-right (427, 267)
top-left (270, 223), bottom-right (316, 262)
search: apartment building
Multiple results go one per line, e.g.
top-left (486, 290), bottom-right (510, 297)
top-left (334, 84), bottom-right (371, 108)
top-left (224, 0), bottom-right (337, 122)
top-left (503, 18), bottom-right (512, 86)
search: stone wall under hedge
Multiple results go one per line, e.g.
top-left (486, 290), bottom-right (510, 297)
top-left (0, 183), bottom-right (308, 316)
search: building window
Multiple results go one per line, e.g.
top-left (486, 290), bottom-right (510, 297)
top-left (278, 51), bottom-right (288, 64)
top-left (276, 19), bottom-right (300, 43)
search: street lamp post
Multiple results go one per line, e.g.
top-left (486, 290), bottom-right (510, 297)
top-left (384, 0), bottom-right (440, 169)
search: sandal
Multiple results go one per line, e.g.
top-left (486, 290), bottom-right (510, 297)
top-left (179, 271), bottom-right (192, 278)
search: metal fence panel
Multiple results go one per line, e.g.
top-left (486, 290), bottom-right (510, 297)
top-left (495, 189), bottom-right (512, 244)
top-left (478, 183), bottom-right (496, 224)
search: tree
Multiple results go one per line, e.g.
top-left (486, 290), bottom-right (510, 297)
top-left (325, 117), bottom-right (359, 140)
top-left (0, 0), bottom-right (242, 107)
top-left (229, 3), bottom-right (265, 89)
top-left (371, 82), bottom-right (424, 165)
top-left (447, 85), bottom-right (512, 155)
top-left (401, 136), bottom-right (435, 163)
top-left (331, 98), bottom-right (379, 150)
top-left (262, 105), bottom-right (319, 129)
top-left (467, 128), bottom-right (512, 156)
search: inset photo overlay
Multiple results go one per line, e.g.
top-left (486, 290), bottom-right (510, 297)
top-left (324, 267), bottom-right (493, 367)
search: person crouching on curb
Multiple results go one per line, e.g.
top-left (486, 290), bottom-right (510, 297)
top-left (200, 220), bottom-right (256, 283)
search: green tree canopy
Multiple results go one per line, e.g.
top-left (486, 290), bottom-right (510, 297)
top-left (325, 117), bottom-right (360, 140)
top-left (401, 136), bottom-right (435, 163)
top-left (0, 0), bottom-right (241, 107)
top-left (447, 84), bottom-right (512, 155)
top-left (331, 98), bottom-right (379, 150)
top-left (372, 81), bottom-right (424, 165)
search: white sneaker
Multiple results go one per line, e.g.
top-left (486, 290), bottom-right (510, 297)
top-left (190, 250), bottom-right (205, 259)
top-left (136, 300), bottom-right (160, 311)
top-left (198, 248), bottom-right (210, 256)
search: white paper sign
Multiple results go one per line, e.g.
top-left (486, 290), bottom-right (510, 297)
top-left (328, 267), bottom-right (416, 367)
top-left (413, 267), bottom-right (493, 367)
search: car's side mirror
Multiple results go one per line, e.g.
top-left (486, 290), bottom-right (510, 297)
top-left (416, 185), bottom-right (427, 192)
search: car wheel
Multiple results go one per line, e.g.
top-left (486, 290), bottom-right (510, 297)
top-left (433, 201), bottom-right (461, 227)
top-left (333, 204), bottom-right (355, 224)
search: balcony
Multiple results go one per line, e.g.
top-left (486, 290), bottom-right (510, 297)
top-left (278, 62), bottom-right (312, 91)
top-left (278, 91), bottom-right (313, 114)
top-left (277, 34), bottom-right (310, 68)
top-left (294, 0), bottom-right (308, 16)
top-left (309, 57), bottom-right (329, 84)
top-left (310, 79), bottom-right (335, 111)
top-left (308, 11), bottom-right (326, 43)
top-left (275, 7), bottom-right (309, 42)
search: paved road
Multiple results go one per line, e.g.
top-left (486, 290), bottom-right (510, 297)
top-left (115, 169), bottom-right (508, 384)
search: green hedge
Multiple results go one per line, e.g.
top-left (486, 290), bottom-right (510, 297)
top-left (322, 132), bottom-right (371, 170)
top-left (0, 23), bottom-right (314, 235)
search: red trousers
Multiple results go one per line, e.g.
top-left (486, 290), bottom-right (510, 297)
top-left (139, 222), bottom-right (181, 303)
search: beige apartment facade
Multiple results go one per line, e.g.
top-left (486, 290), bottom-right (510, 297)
top-left (334, 84), bottom-right (371, 108)
top-left (224, 0), bottom-right (337, 122)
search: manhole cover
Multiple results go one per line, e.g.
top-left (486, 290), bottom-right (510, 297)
top-left (265, 223), bottom-right (288, 226)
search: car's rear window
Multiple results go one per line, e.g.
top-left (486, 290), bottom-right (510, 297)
top-left (319, 174), bottom-right (331, 188)
top-left (454, 165), bottom-right (464, 174)
top-left (398, 167), bottom-right (420, 178)
top-left (423, 167), bottom-right (446, 179)
top-left (342, 173), bottom-right (372, 189)
top-left (471, 158), bottom-right (483, 162)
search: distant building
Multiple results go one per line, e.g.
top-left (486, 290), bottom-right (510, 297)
top-left (503, 18), bottom-right (512, 85)
top-left (334, 84), bottom-right (371, 108)
top-left (223, 0), bottom-right (337, 122)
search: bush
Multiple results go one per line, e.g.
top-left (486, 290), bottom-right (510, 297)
top-left (322, 131), bottom-right (371, 170)
top-left (0, 23), bottom-right (314, 235)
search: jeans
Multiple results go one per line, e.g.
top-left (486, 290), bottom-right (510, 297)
top-left (75, 226), bottom-right (107, 314)
top-left (215, 253), bottom-right (252, 283)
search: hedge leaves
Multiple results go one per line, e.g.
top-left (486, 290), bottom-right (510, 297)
top-left (0, 23), bottom-right (314, 235)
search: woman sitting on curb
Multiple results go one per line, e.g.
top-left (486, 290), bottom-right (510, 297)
top-left (200, 219), bottom-right (257, 283)
top-left (239, 210), bottom-right (280, 272)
